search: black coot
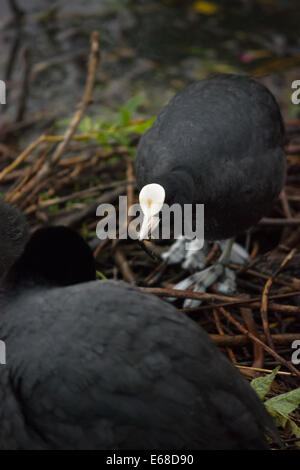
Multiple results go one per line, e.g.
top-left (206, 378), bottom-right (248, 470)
top-left (135, 74), bottom-right (286, 240)
top-left (0, 201), bottom-right (279, 449)
top-left (135, 74), bottom-right (286, 304)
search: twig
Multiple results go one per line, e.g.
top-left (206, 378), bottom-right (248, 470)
top-left (142, 287), bottom-right (300, 307)
top-left (218, 307), bottom-right (300, 378)
top-left (37, 180), bottom-right (134, 208)
top-left (241, 306), bottom-right (264, 369)
top-left (1, 32), bottom-right (100, 195)
top-left (51, 31), bottom-right (100, 165)
top-left (260, 218), bottom-right (300, 226)
top-left (137, 240), bottom-right (161, 262)
top-left (115, 248), bottom-right (136, 285)
top-left (0, 134), bottom-right (45, 183)
top-left (52, 185), bottom-right (125, 228)
top-left (6, 148), bottom-right (49, 204)
top-left (212, 309), bottom-right (236, 363)
top-left (210, 333), bottom-right (300, 347)
top-left (261, 249), bottom-right (296, 350)
top-left (235, 365), bottom-right (293, 377)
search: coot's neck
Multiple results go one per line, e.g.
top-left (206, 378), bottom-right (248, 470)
top-left (154, 167), bottom-right (195, 206)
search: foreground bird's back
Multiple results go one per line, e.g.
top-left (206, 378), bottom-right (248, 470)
top-left (0, 281), bottom-right (275, 449)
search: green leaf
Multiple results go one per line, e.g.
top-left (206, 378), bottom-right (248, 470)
top-left (265, 387), bottom-right (300, 420)
top-left (287, 420), bottom-right (300, 448)
top-left (49, 204), bottom-right (59, 214)
top-left (265, 389), bottom-right (300, 446)
top-left (96, 132), bottom-right (109, 144)
top-left (119, 108), bottom-right (131, 126)
top-left (96, 270), bottom-right (108, 280)
top-left (122, 93), bottom-right (146, 114)
top-left (79, 116), bottom-right (92, 133)
top-left (126, 116), bottom-right (155, 134)
top-left (250, 366), bottom-right (280, 400)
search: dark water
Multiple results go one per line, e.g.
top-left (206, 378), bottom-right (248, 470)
top-left (0, 0), bottom-right (300, 140)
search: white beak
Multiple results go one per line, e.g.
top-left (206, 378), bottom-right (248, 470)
top-left (139, 183), bottom-right (165, 240)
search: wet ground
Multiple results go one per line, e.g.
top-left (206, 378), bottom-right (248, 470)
top-left (0, 0), bottom-right (300, 146)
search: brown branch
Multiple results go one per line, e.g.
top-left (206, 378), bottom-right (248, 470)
top-left (241, 307), bottom-right (264, 369)
top-left (260, 218), bottom-right (300, 226)
top-left (210, 333), bottom-right (300, 348)
top-left (142, 287), bottom-right (300, 309)
top-left (218, 307), bottom-right (300, 378)
top-left (183, 301), bottom-right (300, 315)
top-left (50, 31), bottom-right (100, 165)
top-left (261, 249), bottom-right (296, 350)
top-left (115, 248), bottom-right (136, 285)
top-left (213, 309), bottom-right (236, 363)
top-left (52, 186), bottom-right (125, 228)
top-left (0, 134), bottom-right (45, 183)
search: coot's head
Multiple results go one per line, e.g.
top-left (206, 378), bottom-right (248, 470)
top-left (7, 226), bottom-right (96, 287)
top-left (0, 201), bottom-right (96, 288)
top-left (138, 167), bottom-right (195, 240)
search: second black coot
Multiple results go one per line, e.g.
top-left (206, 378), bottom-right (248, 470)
top-left (135, 74), bottom-right (286, 305)
top-left (0, 201), bottom-right (279, 449)
top-left (135, 74), bottom-right (286, 240)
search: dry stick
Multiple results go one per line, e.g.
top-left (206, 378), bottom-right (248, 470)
top-left (142, 286), bottom-right (300, 307)
top-left (93, 238), bottom-right (110, 259)
top-left (137, 241), bottom-right (161, 262)
top-left (38, 180), bottom-right (134, 208)
top-left (184, 301), bottom-right (300, 315)
top-left (217, 307), bottom-right (300, 378)
top-left (0, 134), bottom-right (45, 183)
top-left (50, 31), bottom-right (100, 166)
top-left (241, 306), bottom-right (264, 369)
top-left (181, 295), bottom-right (300, 314)
top-left (260, 218), bottom-right (300, 226)
top-left (261, 248), bottom-right (297, 350)
top-left (210, 333), bottom-right (300, 348)
top-left (115, 248), bottom-right (136, 285)
top-left (0, 133), bottom-right (126, 187)
top-left (204, 242), bottom-right (219, 266)
top-left (6, 147), bottom-right (50, 204)
top-left (240, 266), bottom-right (300, 290)
top-left (52, 185), bottom-right (125, 228)
top-left (144, 261), bottom-right (168, 285)
top-left (235, 365), bottom-right (292, 377)
top-left (212, 309), bottom-right (237, 363)
top-left (1, 32), bottom-right (100, 196)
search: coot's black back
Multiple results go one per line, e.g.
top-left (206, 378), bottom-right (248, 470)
top-left (0, 281), bottom-right (274, 450)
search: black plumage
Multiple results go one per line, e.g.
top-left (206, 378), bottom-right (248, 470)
top-left (135, 74), bottom-right (286, 240)
top-left (0, 202), bottom-right (279, 449)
